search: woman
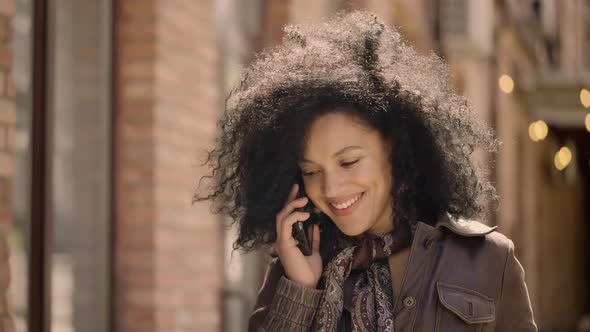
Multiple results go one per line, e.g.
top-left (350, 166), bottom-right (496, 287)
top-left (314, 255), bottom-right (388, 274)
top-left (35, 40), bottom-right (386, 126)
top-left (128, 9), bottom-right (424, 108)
top-left (195, 11), bottom-right (536, 331)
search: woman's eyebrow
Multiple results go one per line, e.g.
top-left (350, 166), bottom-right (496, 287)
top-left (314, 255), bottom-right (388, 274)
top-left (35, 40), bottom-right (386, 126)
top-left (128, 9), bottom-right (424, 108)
top-left (300, 145), bottom-right (363, 163)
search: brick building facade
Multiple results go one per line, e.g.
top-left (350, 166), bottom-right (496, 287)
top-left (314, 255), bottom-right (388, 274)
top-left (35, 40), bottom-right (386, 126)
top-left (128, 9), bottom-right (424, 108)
top-left (114, 1), bottom-right (222, 331)
top-left (0, 0), bottom-right (224, 331)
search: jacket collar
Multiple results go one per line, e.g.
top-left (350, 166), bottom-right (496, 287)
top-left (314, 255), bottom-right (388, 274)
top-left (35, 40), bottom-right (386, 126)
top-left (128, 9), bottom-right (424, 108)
top-left (434, 212), bottom-right (497, 237)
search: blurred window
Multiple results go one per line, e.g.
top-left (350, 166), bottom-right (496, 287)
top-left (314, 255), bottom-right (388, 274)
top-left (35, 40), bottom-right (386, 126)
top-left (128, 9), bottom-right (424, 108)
top-left (46, 0), bottom-right (112, 331)
top-left (10, 0), bottom-right (34, 330)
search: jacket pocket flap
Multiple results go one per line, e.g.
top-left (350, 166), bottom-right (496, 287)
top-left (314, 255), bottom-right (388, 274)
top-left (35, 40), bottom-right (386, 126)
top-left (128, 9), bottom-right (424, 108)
top-left (436, 282), bottom-right (495, 324)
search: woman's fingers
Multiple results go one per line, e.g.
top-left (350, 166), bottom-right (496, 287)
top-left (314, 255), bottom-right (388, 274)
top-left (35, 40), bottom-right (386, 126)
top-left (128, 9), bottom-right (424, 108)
top-left (276, 183), bottom-right (310, 248)
top-left (276, 196), bottom-right (308, 225)
top-left (277, 183), bottom-right (298, 241)
top-left (279, 211), bottom-right (310, 249)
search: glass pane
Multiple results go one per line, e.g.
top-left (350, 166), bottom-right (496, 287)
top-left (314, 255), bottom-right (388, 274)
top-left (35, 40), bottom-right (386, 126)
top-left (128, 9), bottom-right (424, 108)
top-left (47, 0), bottom-right (111, 331)
top-left (9, 0), bottom-right (34, 331)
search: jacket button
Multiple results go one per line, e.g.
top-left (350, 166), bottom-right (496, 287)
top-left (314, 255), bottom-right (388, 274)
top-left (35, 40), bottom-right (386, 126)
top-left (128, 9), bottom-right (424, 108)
top-left (423, 237), bottom-right (435, 249)
top-left (403, 296), bottom-right (416, 309)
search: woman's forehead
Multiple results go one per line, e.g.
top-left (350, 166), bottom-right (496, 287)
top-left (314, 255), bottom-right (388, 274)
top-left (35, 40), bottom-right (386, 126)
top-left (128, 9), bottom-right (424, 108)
top-left (301, 113), bottom-right (384, 157)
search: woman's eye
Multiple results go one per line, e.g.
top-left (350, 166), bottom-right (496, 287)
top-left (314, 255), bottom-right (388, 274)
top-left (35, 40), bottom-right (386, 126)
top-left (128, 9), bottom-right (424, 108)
top-left (341, 159), bottom-right (359, 167)
top-left (302, 170), bottom-right (318, 177)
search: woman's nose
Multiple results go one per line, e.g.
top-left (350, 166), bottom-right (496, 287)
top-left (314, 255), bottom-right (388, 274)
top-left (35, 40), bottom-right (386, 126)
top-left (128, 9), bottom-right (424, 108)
top-left (322, 171), bottom-right (346, 198)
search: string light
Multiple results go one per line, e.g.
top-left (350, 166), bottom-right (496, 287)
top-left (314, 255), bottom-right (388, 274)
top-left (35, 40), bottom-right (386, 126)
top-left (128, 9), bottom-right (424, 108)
top-left (499, 74), bottom-right (514, 94)
top-left (528, 120), bottom-right (548, 142)
top-left (580, 88), bottom-right (590, 108)
top-left (554, 146), bottom-right (572, 171)
top-left (585, 113), bottom-right (590, 132)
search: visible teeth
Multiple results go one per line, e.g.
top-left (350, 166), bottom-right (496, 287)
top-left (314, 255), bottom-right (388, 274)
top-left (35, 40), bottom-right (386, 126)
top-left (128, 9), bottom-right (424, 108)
top-left (330, 194), bottom-right (361, 210)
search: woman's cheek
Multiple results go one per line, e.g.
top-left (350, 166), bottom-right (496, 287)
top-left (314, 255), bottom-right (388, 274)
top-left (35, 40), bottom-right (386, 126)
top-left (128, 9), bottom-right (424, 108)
top-left (303, 178), bottom-right (321, 204)
top-left (351, 163), bottom-right (372, 181)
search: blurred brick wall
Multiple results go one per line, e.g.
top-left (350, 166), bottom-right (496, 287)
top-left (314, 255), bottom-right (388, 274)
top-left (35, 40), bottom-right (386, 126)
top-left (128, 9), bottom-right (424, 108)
top-left (114, 1), bottom-right (221, 331)
top-left (0, 0), bottom-right (15, 330)
top-left (0, 0), bottom-right (14, 222)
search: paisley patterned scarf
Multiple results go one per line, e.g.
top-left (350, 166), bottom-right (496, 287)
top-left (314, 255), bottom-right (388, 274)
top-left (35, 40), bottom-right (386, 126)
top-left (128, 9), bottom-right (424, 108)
top-left (312, 223), bottom-right (412, 332)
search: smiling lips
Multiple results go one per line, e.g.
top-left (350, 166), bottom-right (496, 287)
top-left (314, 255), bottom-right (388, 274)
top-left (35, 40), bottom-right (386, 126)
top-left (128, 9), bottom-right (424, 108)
top-left (328, 192), bottom-right (364, 216)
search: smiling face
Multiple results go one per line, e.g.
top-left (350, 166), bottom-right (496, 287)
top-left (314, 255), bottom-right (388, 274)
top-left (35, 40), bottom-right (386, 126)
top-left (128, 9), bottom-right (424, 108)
top-left (298, 110), bottom-right (394, 236)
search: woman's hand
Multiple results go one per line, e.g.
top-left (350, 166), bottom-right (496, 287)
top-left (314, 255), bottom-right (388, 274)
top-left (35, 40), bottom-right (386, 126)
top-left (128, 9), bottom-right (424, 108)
top-left (274, 183), bottom-right (322, 289)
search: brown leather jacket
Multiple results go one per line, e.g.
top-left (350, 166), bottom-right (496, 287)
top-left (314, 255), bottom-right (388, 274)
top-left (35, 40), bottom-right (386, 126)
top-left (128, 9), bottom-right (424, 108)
top-left (248, 214), bottom-right (537, 331)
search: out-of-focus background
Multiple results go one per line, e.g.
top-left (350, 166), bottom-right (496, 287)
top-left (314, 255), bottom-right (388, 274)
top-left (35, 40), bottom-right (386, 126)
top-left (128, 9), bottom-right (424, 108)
top-left (0, 0), bottom-right (588, 331)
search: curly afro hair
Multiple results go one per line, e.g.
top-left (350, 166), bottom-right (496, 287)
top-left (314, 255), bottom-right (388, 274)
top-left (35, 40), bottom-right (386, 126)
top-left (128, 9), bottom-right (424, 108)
top-left (194, 11), bottom-right (499, 259)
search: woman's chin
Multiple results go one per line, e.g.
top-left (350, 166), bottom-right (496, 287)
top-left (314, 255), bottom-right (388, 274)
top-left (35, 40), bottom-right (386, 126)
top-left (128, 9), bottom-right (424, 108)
top-left (336, 224), bottom-right (367, 237)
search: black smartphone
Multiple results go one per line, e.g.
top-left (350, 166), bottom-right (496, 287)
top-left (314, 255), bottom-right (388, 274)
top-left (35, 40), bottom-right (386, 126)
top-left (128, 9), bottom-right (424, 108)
top-left (292, 181), bottom-right (317, 256)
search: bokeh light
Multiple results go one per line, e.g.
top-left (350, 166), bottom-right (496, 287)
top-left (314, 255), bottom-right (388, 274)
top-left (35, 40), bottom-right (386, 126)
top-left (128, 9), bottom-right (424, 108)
top-left (528, 120), bottom-right (548, 142)
top-left (580, 88), bottom-right (590, 108)
top-left (499, 74), bottom-right (514, 94)
top-left (554, 146), bottom-right (572, 171)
